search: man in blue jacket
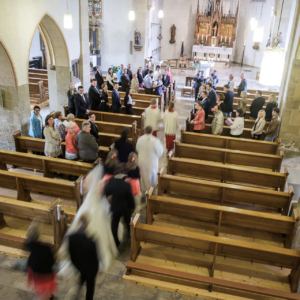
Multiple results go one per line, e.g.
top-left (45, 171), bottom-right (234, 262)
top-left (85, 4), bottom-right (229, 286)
top-left (112, 82), bottom-right (122, 113)
top-left (223, 84), bottom-right (234, 117)
top-left (237, 73), bottom-right (247, 97)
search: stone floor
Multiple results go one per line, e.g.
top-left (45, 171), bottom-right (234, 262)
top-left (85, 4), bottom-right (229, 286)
top-left (5, 64), bottom-right (299, 299)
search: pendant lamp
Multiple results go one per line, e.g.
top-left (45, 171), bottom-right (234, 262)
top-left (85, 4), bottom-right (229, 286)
top-left (129, 11), bottom-right (135, 21)
top-left (64, 0), bottom-right (73, 29)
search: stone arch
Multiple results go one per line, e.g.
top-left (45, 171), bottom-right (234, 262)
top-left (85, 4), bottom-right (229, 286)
top-left (0, 40), bottom-right (17, 87)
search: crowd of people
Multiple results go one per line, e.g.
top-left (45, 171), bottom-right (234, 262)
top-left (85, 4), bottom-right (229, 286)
top-left (191, 70), bottom-right (281, 141)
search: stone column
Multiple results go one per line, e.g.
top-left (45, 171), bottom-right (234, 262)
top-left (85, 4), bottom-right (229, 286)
top-left (79, 0), bottom-right (91, 91)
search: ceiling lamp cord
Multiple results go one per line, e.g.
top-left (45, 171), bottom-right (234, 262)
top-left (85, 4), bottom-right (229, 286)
top-left (277, 0), bottom-right (285, 34)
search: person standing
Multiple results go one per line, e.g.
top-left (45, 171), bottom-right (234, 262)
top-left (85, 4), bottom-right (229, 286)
top-left (117, 64), bottom-right (124, 87)
top-left (237, 91), bottom-right (248, 116)
top-left (223, 84), bottom-right (234, 117)
top-left (142, 64), bottom-right (150, 78)
top-left (131, 73), bottom-right (140, 93)
top-left (249, 90), bottom-right (265, 120)
top-left (107, 68), bottom-right (114, 91)
top-left (26, 220), bottom-right (57, 300)
top-left (105, 164), bottom-right (135, 247)
top-left (136, 126), bottom-right (164, 194)
top-left (74, 86), bottom-right (90, 119)
top-left (127, 63), bottom-right (133, 81)
top-left (237, 73), bottom-right (247, 97)
top-left (99, 83), bottom-right (109, 112)
top-left (44, 115), bottom-right (62, 158)
top-left (69, 214), bottom-right (99, 300)
top-left (191, 101), bottom-right (205, 133)
top-left (263, 107), bottom-right (281, 142)
top-left (212, 70), bottom-right (219, 87)
top-left (126, 152), bottom-right (141, 201)
top-left (121, 68), bottom-right (130, 92)
top-left (217, 93), bottom-right (225, 112)
top-left (201, 91), bottom-right (210, 119)
top-left (54, 111), bottom-right (67, 142)
top-left (124, 88), bottom-right (134, 115)
top-left (65, 121), bottom-right (78, 161)
top-left (153, 74), bottom-right (163, 96)
top-left (162, 69), bottom-right (171, 89)
top-left (77, 121), bottom-right (99, 163)
top-left (228, 74), bottom-right (235, 92)
top-left (143, 70), bottom-right (154, 94)
top-left (197, 85), bottom-right (207, 101)
top-left (229, 108), bottom-right (244, 138)
top-left (137, 67), bottom-right (144, 88)
top-left (193, 71), bottom-right (204, 101)
top-left (207, 83), bottom-right (217, 116)
top-left (265, 94), bottom-right (277, 121)
top-left (66, 114), bottom-right (80, 136)
top-left (114, 128), bottom-right (134, 163)
top-left (89, 79), bottom-right (102, 111)
top-left (112, 82), bottom-right (122, 113)
top-left (153, 65), bottom-right (161, 81)
top-left (166, 66), bottom-right (173, 83)
top-left (67, 83), bottom-right (77, 115)
top-left (164, 102), bottom-right (179, 152)
top-left (211, 105), bottom-right (224, 135)
top-left (145, 98), bottom-right (161, 137)
top-left (29, 105), bottom-right (43, 139)
top-left (251, 110), bottom-right (266, 140)
top-left (95, 65), bottom-right (104, 90)
top-left (87, 112), bottom-right (99, 142)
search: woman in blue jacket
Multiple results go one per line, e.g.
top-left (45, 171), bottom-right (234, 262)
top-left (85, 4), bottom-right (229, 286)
top-left (29, 105), bottom-right (43, 139)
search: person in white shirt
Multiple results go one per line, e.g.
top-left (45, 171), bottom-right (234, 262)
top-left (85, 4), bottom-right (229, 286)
top-left (136, 126), bottom-right (164, 195)
top-left (164, 102), bottom-right (179, 152)
top-left (229, 108), bottom-right (244, 138)
top-left (153, 65), bottom-right (161, 82)
top-left (228, 74), bottom-right (235, 92)
top-left (145, 98), bottom-right (161, 137)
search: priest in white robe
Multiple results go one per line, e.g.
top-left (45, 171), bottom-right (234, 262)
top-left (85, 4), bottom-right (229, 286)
top-left (144, 98), bottom-right (161, 137)
top-left (136, 125), bottom-right (164, 194)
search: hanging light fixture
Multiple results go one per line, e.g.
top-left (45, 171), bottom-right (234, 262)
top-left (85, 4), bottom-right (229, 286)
top-left (253, 4), bottom-right (264, 43)
top-left (250, 18), bottom-right (258, 31)
top-left (129, 11), bottom-right (135, 21)
top-left (260, 0), bottom-right (286, 86)
top-left (158, 10), bottom-right (164, 18)
top-left (64, 0), bottom-right (73, 29)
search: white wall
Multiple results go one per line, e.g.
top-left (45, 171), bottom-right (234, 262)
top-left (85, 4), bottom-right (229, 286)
top-left (0, 0), bottom-right (81, 86)
top-left (29, 29), bottom-right (42, 60)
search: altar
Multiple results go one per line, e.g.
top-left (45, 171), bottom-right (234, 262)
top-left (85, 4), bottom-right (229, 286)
top-left (197, 61), bottom-right (215, 78)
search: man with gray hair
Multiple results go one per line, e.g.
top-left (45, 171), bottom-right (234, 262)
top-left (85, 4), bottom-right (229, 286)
top-left (237, 73), bottom-right (247, 97)
top-left (228, 74), bottom-right (235, 92)
top-left (77, 121), bottom-right (99, 163)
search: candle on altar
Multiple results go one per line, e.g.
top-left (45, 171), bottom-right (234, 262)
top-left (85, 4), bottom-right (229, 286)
top-left (225, 36), bottom-right (227, 42)
top-left (206, 35), bottom-right (208, 41)
top-left (202, 34), bottom-right (203, 40)
top-left (198, 34), bottom-right (199, 41)
top-left (221, 36), bottom-right (222, 42)
top-left (229, 37), bottom-right (231, 43)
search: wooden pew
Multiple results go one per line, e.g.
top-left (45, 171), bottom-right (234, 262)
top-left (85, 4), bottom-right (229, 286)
top-left (216, 86), bottom-right (279, 97)
top-left (108, 97), bottom-right (151, 109)
top-left (13, 130), bottom-right (110, 160)
top-left (29, 72), bottom-right (48, 80)
top-left (29, 77), bottom-right (49, 88)
top-left (157, 171), bottom-right (294, 215)
top-left (0, 169), bottom-right (82, 208)
top-left (180, 131), bottom-right (280, 155)
top-left (174, 141), bottom-right (284, 172)
top-left (29, 82), bottom-right (47, 104)
top-left (0, 149), bottom-right (96, 178)
top-left (0, 197), bottom-right (68, 255)
top-left (128, 214), bottom-right (300, 295)
top-left (61, 117), bottom-right (137, 148)
top-left (167, 156), bottom-right (288, 191)
top-left (28, 68), bottom-right (47, 74)
top-left (216, 89), bottom-right (278, 100)
top-left (146, 192), bottom-right (299, 248)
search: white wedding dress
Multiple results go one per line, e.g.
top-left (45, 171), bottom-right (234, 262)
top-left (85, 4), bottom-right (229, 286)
top-left (58, 164), bottom-right (119, 278)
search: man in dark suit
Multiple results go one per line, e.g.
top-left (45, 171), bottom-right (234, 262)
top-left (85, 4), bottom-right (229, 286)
top-left (142, 64), bottom-right (150, 78)
top-left (74, 86), bottom-right (90, 119)
top-left (69, 214), bottom-right (99, 300)
top-left (249, 90), bottom-right (265, 120)
top-left (193, 71), bottom-right (204, 101)
top-left (95, 65), bottom-right (104, 90)
top-left (223, 84), bottom-right (234, 117)
top-left (87, 112), bottom-right (99, 142)
top-left (237, 73), bottom-right (247, 97)
top-left (127, 63), bottom-right (133, 81)
top-left (89, 79), bottom-right (102, 111)
top-left (201, 90), bottom-right (210, 119)
top-left (112, 82), bottom-right (122, 113)
top-left (105, 164), bottom-right (135, 247)
top-left (121, 69), bottom-right (130, 92)
top-left (207, 82), bottom-right (217, 116)
top-left (162, 69), bottom-right (171, 88)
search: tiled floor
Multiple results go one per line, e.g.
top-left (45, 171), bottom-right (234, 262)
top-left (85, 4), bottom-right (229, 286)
top-left (3, 64), bottom-right (299, 299)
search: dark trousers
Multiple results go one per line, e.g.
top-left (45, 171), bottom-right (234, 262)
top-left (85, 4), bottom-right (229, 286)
top-left (194, 130), bottom-right (201, 133)
top-left (144, 87), bottom-right (153, 94)
top-left (118, 82), bottom-right (122, 87)
top-left (252, 134), bottom-right (262, 140)
top-left (68, 107), bottom-right (76, 115)
top-left (230, 134), bottom-right (241, 138)
top-left (80, 272), bottom-right (96, 300)
top-left (111, 209), bottom-right (131, 247)
top-left (194, 87), bottom-right (199, 101)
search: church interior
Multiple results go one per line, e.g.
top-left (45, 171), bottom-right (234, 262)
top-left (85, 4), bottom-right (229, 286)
top-left (1, 0), bottom-right (300, 299)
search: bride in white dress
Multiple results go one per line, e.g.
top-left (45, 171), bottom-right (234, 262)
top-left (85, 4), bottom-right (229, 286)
top-left (58, 164), bottom-right (119, 278)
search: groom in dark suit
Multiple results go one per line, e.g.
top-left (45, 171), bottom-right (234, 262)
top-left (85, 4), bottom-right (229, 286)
top-left (74, 86), bottom-right (90, 119)
top-left (95, 65), bottom-right (104, 90)
top-left (112, 82), bottom-right (122, 113)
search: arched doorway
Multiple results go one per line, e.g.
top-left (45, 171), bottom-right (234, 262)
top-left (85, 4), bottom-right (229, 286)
top-left (0, 40), bottom-right (21, 150)
top-left (28, 14), bottom-right (71, 112)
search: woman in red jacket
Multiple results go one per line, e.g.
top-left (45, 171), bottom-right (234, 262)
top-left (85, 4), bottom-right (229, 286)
top-left (191, 101), bottom-right (205, 133)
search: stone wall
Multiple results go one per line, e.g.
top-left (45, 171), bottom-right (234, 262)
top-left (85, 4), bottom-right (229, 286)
top-left (280, 58), bottom-right (300, 149)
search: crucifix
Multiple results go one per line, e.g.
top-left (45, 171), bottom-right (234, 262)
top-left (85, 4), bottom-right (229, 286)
top-left (213, 25), bottom-right (217, 37)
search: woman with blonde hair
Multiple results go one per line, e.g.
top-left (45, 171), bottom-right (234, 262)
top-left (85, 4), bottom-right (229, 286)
top-left (65, 121), bottom-right (78, 161)
top-left (166, 66), bottom-right (173, 83)
top-left (27, 220), bottom-right (57, 300)
top-left (65, 113), bottom-right (80, 135)
top-left (131, 73), bottom-right (140, 93)
top-left (265, 94), bottom-right (277, 121)
top-left (237, 91), bottom-right (248, 116)
top-left (44, 115), bottom-right (62, 158)
top-left (251, 110), bottom-right (266, 140)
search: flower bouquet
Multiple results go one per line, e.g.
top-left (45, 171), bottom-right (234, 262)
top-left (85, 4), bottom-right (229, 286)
top-left (191, 59), bottom-right (201, 71)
